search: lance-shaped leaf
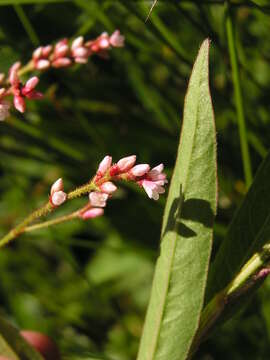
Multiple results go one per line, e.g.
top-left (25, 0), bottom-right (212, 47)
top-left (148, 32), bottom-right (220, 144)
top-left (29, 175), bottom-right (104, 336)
top-left (0, 315), bottom-right (43, 360)
top-left (137, 39), bottom-right (217, 360)
top-left (206, 150), bottom-right (270, 302)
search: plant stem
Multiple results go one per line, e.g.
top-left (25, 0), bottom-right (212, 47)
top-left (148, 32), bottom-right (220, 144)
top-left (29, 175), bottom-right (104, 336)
top-left (189, 243), bottom-right (270, 357)
top-left (225, 1), bottom-right (252, 187)
top-left (24, 211), bottom-right (80, 233)
top-left (0, 202), bottom-right (52, 249)
top-left (0, 181), bottom-right (97, 248)
top-left (18, 61), bottom-right (35, 77)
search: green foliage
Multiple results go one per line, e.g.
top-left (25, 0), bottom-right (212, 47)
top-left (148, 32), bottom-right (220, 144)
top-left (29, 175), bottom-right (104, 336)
top-left (138, 39), bottom-right (217, 360)
top-left (207, 150), bottom-right (270, 301)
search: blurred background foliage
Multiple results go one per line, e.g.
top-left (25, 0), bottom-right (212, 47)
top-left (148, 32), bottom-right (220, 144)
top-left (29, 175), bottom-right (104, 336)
top-left (0, 0), bottom-right (270, 359)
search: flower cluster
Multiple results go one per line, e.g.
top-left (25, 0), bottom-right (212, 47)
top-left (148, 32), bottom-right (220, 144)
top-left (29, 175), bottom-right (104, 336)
top-left (0, 30), bottom-right (124, 121)
top-left (49, 155), bottom-right (167, 220)
top-left (32, 30), bottom-right (124, 70)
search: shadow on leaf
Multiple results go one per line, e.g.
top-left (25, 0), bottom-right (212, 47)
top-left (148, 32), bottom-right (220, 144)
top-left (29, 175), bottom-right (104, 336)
top-left (163, 185), bottom-right (214, 238)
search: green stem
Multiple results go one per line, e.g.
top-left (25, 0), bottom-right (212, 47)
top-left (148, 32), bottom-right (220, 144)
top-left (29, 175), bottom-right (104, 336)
top-left (24, 211), bottom-right (80, 233)
top-left (0, 202), bottom-right (52, 248)
top-left (225, 1), bottom-right (252, 187)
top-left (0, 181), bottom-right (97, 248)
top-left (18, 61), bottom-right (35, 77)
top-left (189, 243), bottom-right (270, 357)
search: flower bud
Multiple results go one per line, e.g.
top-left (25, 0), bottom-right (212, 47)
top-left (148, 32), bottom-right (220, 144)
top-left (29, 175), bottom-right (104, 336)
top-left (51, 191), bottom-right (67, 206)
top-left (117, 155), bottom-right (136, 173)
top-left (52, 58), bottom-right (72, 68)
top-left (42, 45), bottom-right (53, 57)
top-left (89, 191), bottom-right (108, 207)
top-left (97, 155), bottom-right (112, 175)
top-left (33, 47), bottom-right (43, 59)
top-left (109, 30), bottom-right (125, 47)
top-left (50, 178), bottom-right (64, 195)
top-left (36, 59), bottom-right (50, 70)
top-left (129, 164), bottom-right (150, 177)
top-left (100, 181), bottom-right (117, 194)
top-left (71, 36), bottom-right (84, 50)
top-left (81, 208), bottom-right (104, 219)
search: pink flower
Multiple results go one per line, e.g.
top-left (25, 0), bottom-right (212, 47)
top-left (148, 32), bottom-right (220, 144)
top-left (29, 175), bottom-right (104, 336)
top-left (147, 164), bottom-right (167, 184)
top-left (109, 30), bottom-right (125, 47)
top-left (8, 62), bottom-right (21, 85)
top-left (52, 58), bottom-right (72, 68)
top-left (140, 164), bottom-right (167, 200)
top-left (129, 164), bottom-right (150, 177)
top-left (35, 59), bottom-right (51, 70)
top-left (21, 77), bottom-right (43, 99)
top-left (32, 45), bottom-right (52, 70)
top-left (117, 155), bottom-right (136, 173)
top-left (51, 38), bottom-right (72, 68)
top-left (13, 76), bottom-right (43, 113)
top-left (89, 191), bottom-right (108, 207)
top-left (0, 100), bottom-right (10, 121)
top-left (50, 178), bottom-right (67, 206)
top-left (53, 39), bottom-right (69, 58)
top-left (51, 191), bottom-right (67, 206)
top-left (81, 208), bottom-right (104, 219)
top-left (50, 178), bottom-right (64, 195)
top-left (100, 181), bottom-right (117, 194)
top-left (97, 155), bottom-right (112, 176)
top-left (141, 180), bottom-right (165, 200)
top-left (71, 36), bottom-right (89, 64)
top-left (8, 66), bottom-right (43, 113)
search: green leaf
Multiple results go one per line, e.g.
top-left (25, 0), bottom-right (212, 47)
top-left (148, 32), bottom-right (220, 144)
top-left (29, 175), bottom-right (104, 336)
top-left (0, 315), bottom-right (43, 359)
top-left (137, 39), bottom-right (217, 360)
top-left (206, 150), bottom-right (270, 302)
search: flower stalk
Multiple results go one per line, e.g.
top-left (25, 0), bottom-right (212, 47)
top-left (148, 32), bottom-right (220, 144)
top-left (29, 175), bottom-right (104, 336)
top-left (0, 155), bottom-right (167, 249)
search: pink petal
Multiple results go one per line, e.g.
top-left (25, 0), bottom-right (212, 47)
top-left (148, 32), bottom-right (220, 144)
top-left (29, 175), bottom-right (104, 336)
top-left (81, 208), bottom-right (104, 219)
top-left (42, 45), bottom-right (53, 57)
top-left (109, 30), bottom-right (125, 47)
top-left (117, 155), bottom-right (136, 173)
top-left (51, 191), bottom-right (67, 206)
top-left (25, 90), bottom-right (43, 100)
top-left (74, 57), bottom-right (88, 64)
top-left (129, 164), bottom-right (150, 177)
top-left (25, 76), bottom-right (39, 91)
top-left (36, 59), bottom-right (50, 70)
top-left (54, 44), bottom-right (69, 58)
top-left (71, 36), bottom-right (84, 50)
top-left (33, 46), bottom-right (42, 59)
top-left (97, 155), bottom-right (112, 176)
top-left (50, 178), bottom-right (64, 195)
top-left (100, 181), bottom-right (117, 194)
top-left (52, 58), bottom-right (72, 68)
top-left (89, 191), bottom-right (108, 207)
top-left (72, 47), bottom-right (88, 58)
top-left (14, 95), bottom-right (25, 113)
